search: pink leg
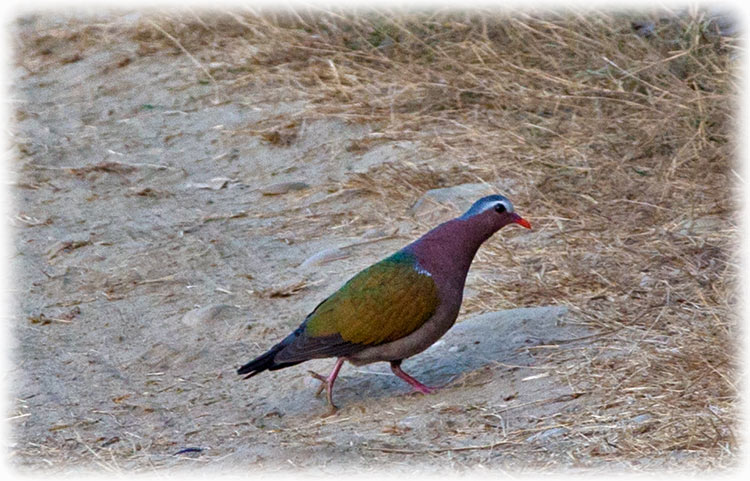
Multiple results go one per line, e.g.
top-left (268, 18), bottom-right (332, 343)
top-left (390, 361), bottom-right (436, 394)
top-left (308, 357), bottom-right (346, 414)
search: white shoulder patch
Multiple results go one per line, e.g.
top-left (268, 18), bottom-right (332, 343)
top-left (414, 263), bottom-right (432, 277)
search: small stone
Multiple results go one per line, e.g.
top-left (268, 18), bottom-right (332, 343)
top-left (299, 247), bottom-right (349, 268)
top-left (410, 183), bottom-right (491, 216)
top-left (181, 304), bottom-right (235, 327)
top-left (348, 141), bottom-right (416, 174)
top-left (207, 177), bottom-right (233, 190)
top-left (260, 181), bottom-right (310, 195)
top-left (629, 413), bottom-right (653, 425)
top-left (410, 180), bottom-right (517, 223)
top-left (184, 177), bottom-right (235, 190)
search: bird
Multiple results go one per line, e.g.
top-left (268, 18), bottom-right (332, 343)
top-left (237, 194), bottom-right (531, 414)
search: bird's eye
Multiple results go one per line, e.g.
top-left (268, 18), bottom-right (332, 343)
top-left (494, 203), bottom-right (506, 213)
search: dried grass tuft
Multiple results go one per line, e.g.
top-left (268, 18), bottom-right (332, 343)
top-left (72, 6), bottom-right (738, 468)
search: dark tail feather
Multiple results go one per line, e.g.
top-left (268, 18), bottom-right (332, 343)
top-left (237, 343), bottom-right (302, 379)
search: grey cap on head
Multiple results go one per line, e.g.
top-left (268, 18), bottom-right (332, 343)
top-left (460, 195), bottom-right (514, 219)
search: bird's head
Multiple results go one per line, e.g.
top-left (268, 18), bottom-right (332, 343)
top-left (459, 195), bottom-right (532, 231)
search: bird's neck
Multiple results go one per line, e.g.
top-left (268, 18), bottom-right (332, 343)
top-left (408, 217), bottom-right (498, 286)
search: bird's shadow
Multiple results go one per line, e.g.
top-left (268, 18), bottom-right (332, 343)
top-left (277, 306), bottom-right (590, 414)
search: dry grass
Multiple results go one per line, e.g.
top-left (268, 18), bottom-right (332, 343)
top-left (129, 6), bottom-right (738, 467)
top-left (24, 6), bottom-right (738, 469)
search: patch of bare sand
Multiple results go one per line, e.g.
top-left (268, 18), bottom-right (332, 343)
top-left (8, 9), bottom-right (737, 475)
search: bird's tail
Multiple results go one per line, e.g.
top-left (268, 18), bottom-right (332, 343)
top-left (237, 342), bottom-right (302, 379)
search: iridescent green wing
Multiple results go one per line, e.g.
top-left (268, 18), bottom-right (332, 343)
top-left (275, 251), bottom-right (439, 362)
top-left (305, 250), bottom-right (439, 345)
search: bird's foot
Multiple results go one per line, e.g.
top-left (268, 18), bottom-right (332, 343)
top-left (390, 361), bottom-right (437, 396)
top-left (307, 358), bottom-right (346, 413)
top-left (410, 383), bottom-right (437, 395)
top-left (307, 370), bottom-right (328, 397)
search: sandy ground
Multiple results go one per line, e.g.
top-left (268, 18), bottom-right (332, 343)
top-left (6, 12), bottom-right (735, 475)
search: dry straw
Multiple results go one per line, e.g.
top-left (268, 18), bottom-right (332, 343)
top-left (32, 6), bottom-right (735, 469)
top-left (135, 6), bottom-right (739, 466)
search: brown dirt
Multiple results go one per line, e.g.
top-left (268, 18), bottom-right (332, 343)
top-left (7, 8), bottom-right (739, 475)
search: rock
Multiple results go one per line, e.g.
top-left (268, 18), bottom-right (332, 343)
top-left (348, 141), bottom-right (418, 174)
top-left (628, 413), bottom-right (653, 425)
top-left (411, 183), bottom-right (489, 213)
top-left (184, 177), bottom-right (236, 190)
top-left (415, 306), bottom-right (574, 380)
top-left (260, 181), bottom-right (310, 195)
top-left (207, 177), bottom-right (233, 190)
top-left (410, 180), bottom-right (517, 223)
top-left (299, 247), bottom-right (350, 268)
top-left (181, 304), bottom-right (236, 328)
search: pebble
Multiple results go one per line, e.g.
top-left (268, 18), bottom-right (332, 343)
top-left (410, 180), bottom-right (518, 222)
top-left (629, 413), bottom-right (653, 425)
top-left (184, 177), bottom-right (235, 190)
top-left (181, 304), bottom-right (235, 327)
top-left (260, 181), bottom-right (310, 195)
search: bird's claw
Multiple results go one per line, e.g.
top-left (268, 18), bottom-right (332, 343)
top-left (413, 385), bottom-right (437, 395)
top-left (307, 370), bottom-right (328, 397)
top-left (307, 370), bottom-right (340, 414)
